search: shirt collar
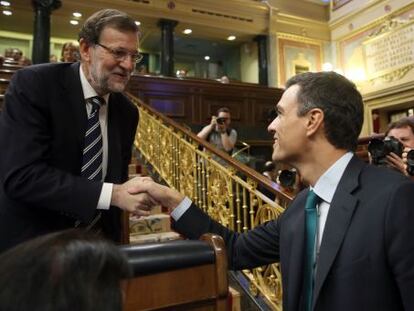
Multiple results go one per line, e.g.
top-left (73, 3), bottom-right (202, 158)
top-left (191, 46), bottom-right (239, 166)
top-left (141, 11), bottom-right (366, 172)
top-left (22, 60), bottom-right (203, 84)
top-left (312, 152), bottom-right (353, 204)
top-left (79, 65), bottom-right (110, 104)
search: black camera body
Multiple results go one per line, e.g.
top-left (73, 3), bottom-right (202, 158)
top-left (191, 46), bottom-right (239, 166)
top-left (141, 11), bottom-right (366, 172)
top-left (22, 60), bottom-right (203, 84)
top-left (278, 169), bottom-right (296, 188)
top-left (368, 136), bottom-right (403, 166)
top-left (406, 149), bottom-right (414, 176)
top-left (216, 117), bottom-right (226, 125)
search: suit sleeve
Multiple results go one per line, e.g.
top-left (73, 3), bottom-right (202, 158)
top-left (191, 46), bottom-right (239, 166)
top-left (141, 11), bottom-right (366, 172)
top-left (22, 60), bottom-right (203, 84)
top-left (172, 203), bottom-right (281, 270)
top-left (385, 180), bottom-right (414, 309)
top-left (0, 68), bottom-right (101, 222)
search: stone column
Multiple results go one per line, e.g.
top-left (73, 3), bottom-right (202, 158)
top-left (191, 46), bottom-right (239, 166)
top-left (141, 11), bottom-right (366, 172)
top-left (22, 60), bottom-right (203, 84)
top-left (31, 0), bottom-right (61, 64)
top-left (158, 19), bottom-right (178, 77)
top-left (255, 35), bottom-right (269, 86)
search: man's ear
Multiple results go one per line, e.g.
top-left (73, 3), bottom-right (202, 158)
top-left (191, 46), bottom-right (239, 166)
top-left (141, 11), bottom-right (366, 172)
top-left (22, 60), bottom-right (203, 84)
top-left (306, 108), bottom-right (324, 137)
top-left (78, 38), bottom-right (91, 62)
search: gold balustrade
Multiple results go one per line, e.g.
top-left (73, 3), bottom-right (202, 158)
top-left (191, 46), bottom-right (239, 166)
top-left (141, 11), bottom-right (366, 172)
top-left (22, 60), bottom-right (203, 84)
top-left (128, 94), bottom-right (293, 310)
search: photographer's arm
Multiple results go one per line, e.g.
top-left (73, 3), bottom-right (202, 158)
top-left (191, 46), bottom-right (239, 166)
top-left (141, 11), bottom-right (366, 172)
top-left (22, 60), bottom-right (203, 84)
top-left (197, 117), bottom-right (216, 140)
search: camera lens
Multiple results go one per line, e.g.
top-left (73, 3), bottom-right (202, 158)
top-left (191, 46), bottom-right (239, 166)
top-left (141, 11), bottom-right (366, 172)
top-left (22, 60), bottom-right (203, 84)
top-left (368, 137), bottom-right (403, 166)
top-left (216, 118), bottom-right (225, 125)
top-left (279, 169), bottom-right (296, 188)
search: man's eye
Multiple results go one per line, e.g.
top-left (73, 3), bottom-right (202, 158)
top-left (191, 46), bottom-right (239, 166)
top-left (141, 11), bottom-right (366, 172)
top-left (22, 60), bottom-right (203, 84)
top-left (114, 50), bottom-right (126, 58)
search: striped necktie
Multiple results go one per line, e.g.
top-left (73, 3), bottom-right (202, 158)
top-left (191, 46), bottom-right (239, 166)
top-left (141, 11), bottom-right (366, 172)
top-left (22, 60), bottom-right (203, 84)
top-left (82, 96), bottom-right (104, 181)
top-left (303, 189), bottom-right (320, 311)
top-left (79, 96), bottom-right (104, 232)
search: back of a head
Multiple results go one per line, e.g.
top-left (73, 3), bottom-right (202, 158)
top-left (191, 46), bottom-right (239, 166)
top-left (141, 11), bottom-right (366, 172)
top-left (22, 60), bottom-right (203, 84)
top-left (285, 71), bottom-right (363, 151)
top-left (78, 9), bottom-right (139, 45)
top-left (0, 230), bottom-right (130, 311)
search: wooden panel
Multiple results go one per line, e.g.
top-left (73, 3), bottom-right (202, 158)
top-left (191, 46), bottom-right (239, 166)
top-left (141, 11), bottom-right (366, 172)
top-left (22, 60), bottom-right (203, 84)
top-left (124, 264), bottom-right (219, 311)
top-left (148, 97), bottom-right (186, 118)
top-left (127, 74), bottom-right (283, 137)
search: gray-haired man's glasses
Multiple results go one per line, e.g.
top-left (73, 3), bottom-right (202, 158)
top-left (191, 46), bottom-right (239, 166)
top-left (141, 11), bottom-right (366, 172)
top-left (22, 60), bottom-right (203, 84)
top-left (96, 43), bottom-right (143, 63)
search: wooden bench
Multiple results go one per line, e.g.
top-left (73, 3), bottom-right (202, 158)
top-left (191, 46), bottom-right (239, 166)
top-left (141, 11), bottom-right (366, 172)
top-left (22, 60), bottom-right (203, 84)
top-left (121, 234), bottom-right (229, 311)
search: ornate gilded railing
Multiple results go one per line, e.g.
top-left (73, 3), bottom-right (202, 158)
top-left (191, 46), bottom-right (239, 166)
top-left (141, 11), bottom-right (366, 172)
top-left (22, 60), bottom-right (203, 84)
top-left (128, 94), bottom-right (293, 310)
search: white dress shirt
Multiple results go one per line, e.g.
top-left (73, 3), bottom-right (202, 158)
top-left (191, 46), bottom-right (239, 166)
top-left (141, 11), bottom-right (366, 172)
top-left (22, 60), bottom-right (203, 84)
top-left (311, 152), bottom-right (353, 251)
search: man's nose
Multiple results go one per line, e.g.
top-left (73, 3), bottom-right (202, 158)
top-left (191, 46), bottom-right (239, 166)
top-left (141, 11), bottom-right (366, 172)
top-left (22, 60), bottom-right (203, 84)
top-left (120, 56), bottom-right (135, 71)
top-left (267, 118), bottom-right (277, 133)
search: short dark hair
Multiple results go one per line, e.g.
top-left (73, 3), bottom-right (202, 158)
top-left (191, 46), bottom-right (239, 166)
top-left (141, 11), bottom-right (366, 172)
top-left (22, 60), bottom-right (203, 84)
top-left (286, 71), bottom-right (363, 151)
top-left (78, 9), bottom-right (139, 44)
top-left (386, 117), bottom-right (414, 136)
top-left (0, 230), bottom-right (131, 311)
top-left (217, 107), bottom-right (230, 115)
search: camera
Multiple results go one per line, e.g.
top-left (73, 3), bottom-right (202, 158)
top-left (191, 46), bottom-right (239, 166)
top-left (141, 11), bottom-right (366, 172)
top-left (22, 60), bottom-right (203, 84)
top-left (406, 149), bottom-right (414, 176)
top-left (368, 136), bottom-right (403, 166)
top-left (278, 169), bottom-right (296, 188)
top-left (216, 117), bottom-right (226, 125)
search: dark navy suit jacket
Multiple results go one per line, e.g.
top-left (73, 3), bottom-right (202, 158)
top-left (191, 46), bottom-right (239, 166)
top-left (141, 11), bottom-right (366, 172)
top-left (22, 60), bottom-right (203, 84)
top-left (0, 62), bottom-right (138, 252)
top-left (173, 156), bottom-right (414, 311)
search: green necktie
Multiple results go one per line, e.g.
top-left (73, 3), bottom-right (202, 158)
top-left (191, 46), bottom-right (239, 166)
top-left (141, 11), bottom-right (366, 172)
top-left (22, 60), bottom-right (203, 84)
top-left (303, 189), bottom-right (320, 311)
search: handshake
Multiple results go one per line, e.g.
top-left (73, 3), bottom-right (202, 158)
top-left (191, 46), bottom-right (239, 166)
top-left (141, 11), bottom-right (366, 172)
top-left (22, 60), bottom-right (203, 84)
top-left (110, 177), bottom-right (184, 216)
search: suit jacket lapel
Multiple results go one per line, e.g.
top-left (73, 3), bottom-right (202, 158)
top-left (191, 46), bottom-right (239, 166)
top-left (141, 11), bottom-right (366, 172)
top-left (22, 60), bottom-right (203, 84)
top-left (312, 156), bottom-right (364, 308)
top-left (62, 62), bottom-right (87, 148)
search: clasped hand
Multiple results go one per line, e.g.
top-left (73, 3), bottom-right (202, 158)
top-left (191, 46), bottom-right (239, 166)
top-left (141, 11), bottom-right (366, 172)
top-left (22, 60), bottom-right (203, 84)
top-left (111, 176), bottom-right (184, 216)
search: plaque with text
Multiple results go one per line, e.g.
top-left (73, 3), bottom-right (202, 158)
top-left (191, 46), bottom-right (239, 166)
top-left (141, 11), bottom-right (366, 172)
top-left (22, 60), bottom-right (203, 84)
top-left (363, 20), bottom-right (414, 80)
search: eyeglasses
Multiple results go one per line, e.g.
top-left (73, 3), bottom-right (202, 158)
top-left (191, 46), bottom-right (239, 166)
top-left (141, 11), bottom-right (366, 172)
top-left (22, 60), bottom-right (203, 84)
top-left (96, 43), bottom-right (143, 63)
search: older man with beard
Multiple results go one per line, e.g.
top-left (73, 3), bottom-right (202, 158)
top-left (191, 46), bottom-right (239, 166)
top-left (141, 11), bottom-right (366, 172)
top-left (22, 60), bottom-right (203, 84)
top-left (0, 9), bottom-right (155, 252)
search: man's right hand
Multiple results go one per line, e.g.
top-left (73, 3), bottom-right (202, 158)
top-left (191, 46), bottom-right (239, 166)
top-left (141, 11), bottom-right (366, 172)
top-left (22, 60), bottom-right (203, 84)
top-left (211, 116), bottom-right (217, 126)
top-left (386, 152), bottom-right (408, 176)
top-left (110, 176), bottom-right (158, 216)
top-left (127, 179), bottom-right (185, 212)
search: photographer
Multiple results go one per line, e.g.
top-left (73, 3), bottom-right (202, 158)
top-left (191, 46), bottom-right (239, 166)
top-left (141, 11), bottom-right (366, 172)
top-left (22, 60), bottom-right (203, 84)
top-left (197, 107), bottom-right (237, 155)
top-left (385, 117), bottom-right (414, 178)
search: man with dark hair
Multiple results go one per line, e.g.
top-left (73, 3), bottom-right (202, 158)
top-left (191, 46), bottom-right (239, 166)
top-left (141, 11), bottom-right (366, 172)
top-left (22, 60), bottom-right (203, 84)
top-left (133, 72), bottom-right (414, 311)
top-left (385, 117), bottom-right (414, 177)
top-left (0, 9), bottom-right (154, 253)
top-left (197, 107), bottom-right (237, 155)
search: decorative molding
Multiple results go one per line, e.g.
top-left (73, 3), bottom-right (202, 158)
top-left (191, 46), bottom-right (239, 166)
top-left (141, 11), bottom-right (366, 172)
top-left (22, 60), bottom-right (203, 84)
top-left (368, 16), bottom-right (414, 37)
top-left (125, 0), bottom-right (150, 4)
top-left (333, 1), bottom-right (414, 41)
top-left (191, 9), bottom-right (254, 23)
top-left (368, 65), bottom-right (414, 85)
top-left (276, 32), bottom-right (323, 45)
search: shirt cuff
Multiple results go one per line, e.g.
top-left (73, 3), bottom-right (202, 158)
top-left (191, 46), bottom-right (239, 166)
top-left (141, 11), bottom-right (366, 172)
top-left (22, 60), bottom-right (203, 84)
top-left (97, 183), bottom-right (113, 210)
top-left (170, 196), bottom-right (192, 221)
